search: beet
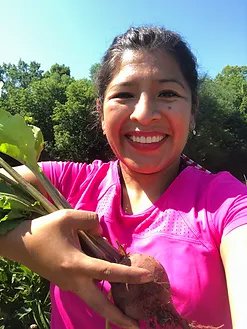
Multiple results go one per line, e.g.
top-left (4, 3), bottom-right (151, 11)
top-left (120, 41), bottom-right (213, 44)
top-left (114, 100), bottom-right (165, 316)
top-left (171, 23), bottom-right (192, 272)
top-left (111, 253), bottom-right (223, 329)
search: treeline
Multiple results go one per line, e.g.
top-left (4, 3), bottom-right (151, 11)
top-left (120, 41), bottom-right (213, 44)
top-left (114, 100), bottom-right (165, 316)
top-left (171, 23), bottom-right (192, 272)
top-left (0, 60), bottom-right (247, 180)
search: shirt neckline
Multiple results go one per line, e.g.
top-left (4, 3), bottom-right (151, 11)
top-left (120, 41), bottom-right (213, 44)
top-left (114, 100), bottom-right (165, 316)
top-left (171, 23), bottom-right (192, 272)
top-left (112, 158), bottom-right (192, 218)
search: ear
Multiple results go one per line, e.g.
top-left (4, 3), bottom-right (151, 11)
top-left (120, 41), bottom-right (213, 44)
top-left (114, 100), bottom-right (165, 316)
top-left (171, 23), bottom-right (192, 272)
top-left (96, 98), bottom-right (105, 135)
top-left (96, 98), bottom-right (102, 115)
top-left (189, 115), bottom-right (196, 131)
top-left (101, 121), bottom-right (106, 135)
top-left (190, 96), bottom-right (198, 129)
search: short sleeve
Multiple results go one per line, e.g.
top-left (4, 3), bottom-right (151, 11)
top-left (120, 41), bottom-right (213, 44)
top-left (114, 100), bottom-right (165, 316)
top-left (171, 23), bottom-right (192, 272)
top-left (208, 172), bottom-right (247, 240)
top-left (40, 160), bottom-right (104, 200)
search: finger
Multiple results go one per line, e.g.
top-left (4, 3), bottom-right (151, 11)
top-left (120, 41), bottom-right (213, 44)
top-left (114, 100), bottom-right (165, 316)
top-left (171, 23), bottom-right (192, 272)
top-left (58, 209), bottom-right (100, 231)
top-left (75, 281), bottom-right (139, 329)
top-left (82, 256), bottom-right (153, 283)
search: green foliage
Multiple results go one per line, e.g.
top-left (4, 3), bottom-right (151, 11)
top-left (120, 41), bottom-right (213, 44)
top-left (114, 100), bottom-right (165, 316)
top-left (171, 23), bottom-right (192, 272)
top-left (52, 79), bottom-right (112, 162)
top-left (0, 109), bottom-right (44, 168)
top-left (215, 65), bottom-right (247, 111)
top-left (89, 63), bottom-right (101, 82)
top-left (0, 107), bottom-right (76, 235)
top-left (186, 66), bottom-right (247, 180)
top-left (0, 186), bottom-right (44, 235)
top-left (0, 257), bottom-right (50, 329)
top-left (0, 63), bottom-right (73, 158)
top-left (1, 60), bottom-right (245, 173)
top-left (49, 64), bottom-right (71, 77)
top-left (0, 60), bottom-right (43, 92)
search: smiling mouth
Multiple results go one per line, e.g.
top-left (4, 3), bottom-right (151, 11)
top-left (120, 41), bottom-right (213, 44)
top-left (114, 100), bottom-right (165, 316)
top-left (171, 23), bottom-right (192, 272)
top-left (128, 135), bottom-right (167, 144)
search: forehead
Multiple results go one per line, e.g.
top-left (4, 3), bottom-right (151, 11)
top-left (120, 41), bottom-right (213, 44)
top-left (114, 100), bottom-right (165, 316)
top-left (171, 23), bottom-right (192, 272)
top-left (109, 49), bottom-right (186, 85)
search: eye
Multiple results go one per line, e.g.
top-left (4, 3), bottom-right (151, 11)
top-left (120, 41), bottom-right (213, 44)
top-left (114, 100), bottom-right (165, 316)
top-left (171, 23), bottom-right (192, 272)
top-left (158, 90), bottom-right (179, 98)
top-left (112, 92), bottom-right (133, 99)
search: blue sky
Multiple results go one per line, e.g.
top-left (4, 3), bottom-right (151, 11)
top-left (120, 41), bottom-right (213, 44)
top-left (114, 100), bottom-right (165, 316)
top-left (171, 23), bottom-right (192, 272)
top-left (1, 0), bottom-right (246, 79)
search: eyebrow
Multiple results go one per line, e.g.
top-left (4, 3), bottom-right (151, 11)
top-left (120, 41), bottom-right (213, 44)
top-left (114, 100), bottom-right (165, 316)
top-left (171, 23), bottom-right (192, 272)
top-left (158, 79), bottom-right (185, 89)
top-left (111, 78), bottom-right (186, 90)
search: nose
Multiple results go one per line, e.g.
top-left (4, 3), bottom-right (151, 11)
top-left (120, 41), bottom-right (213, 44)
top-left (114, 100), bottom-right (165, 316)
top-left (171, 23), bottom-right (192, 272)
top-left (130, 93), bottom-right (161, 125)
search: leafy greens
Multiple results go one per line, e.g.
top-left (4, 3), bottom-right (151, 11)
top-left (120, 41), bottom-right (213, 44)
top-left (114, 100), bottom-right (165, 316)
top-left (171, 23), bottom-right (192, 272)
top-left (0, 108), bottom-right (121, 263)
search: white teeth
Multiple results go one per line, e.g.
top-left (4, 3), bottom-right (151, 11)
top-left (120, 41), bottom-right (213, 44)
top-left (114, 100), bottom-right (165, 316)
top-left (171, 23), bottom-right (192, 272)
top-left (129, 135), bottom-right (165, 143)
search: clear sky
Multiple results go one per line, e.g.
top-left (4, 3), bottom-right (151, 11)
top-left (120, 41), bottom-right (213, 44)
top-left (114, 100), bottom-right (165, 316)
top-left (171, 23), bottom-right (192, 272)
top-left (1, 0), bottom-right (246, 79)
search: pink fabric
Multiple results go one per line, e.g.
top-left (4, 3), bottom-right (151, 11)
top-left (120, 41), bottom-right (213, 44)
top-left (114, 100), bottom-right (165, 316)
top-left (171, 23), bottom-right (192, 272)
top-left (41, 160), bottom-right (247, 329)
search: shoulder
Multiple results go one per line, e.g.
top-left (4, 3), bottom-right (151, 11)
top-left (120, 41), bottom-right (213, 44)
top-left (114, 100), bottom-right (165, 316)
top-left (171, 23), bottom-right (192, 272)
top-left (181, 166), bottom-right (247, 220)
top-left (180, 154), bottom-right (246, 195)
top-left (181, 165), bottom-right (247, 198)
top-left (40, 159), bottom-right (118, 191)
top-left (174, 164), bottom-right (247, 245)
top-left (41, 159), bottom-right (105, 174)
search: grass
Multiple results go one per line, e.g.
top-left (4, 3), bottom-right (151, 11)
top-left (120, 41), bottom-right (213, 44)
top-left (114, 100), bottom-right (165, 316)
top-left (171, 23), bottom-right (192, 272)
top-left (0, 257), bottom-right (50, 329)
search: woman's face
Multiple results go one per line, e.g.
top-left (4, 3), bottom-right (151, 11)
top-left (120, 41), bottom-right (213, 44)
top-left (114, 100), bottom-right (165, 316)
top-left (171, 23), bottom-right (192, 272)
top-left (102, 49), bottom-right (194, 175)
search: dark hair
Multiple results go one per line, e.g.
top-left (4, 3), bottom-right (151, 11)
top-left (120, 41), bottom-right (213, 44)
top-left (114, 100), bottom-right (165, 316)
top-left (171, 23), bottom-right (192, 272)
top-left (95, 26), bottom-right (198, 113)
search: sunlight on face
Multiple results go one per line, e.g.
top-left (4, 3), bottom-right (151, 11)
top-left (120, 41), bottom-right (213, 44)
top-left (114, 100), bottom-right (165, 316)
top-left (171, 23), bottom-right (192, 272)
top-left (102, 49), bottom-right (194, 176)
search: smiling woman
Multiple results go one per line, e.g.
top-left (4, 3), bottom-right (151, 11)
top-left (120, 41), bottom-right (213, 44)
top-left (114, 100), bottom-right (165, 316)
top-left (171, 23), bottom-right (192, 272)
top-left (0, 25), bottom-right (247, 329)
top-left (101, 49), bottom-right (193, 180)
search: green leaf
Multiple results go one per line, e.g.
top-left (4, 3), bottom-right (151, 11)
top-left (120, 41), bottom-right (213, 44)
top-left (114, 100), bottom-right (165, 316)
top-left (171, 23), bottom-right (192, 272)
top-left (0, 109), bottom-right (44, 169)
top-left (0, 179), bottom-right (47, 235)
top-left (0, 176), bottom-right (37, 204)
top-left (0, 193), bottom-right (41, 213)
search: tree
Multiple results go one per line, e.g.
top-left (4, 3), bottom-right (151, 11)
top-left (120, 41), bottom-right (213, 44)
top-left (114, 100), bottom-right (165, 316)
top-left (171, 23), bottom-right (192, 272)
top-left (27, 73), bottom-right (72, 149)
top-left (89, 63), bottom-right (101, 82)
top-left (1, 60), bottom-right (246, 178)
top-left (52, 79), bottom-right (112, 162)
top-left (185, 66), bottom-right (247, 180)
top-left (0, 62), bottom-right (73, 159)
top-left (45, 63), bottom-right (71, 78)
top-left (215, 65), bottom-right (247, 112)
top-left (0, 60), bottom-right (43, 93)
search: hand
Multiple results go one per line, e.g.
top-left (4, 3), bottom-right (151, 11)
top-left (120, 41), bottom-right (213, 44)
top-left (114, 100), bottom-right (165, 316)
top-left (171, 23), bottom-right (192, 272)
top-left (0, 209), bottom-right (152, 328)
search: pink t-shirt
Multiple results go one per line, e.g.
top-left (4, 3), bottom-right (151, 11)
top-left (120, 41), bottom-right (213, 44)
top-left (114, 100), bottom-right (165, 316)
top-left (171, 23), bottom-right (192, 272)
top-left (41, 159), bottom-right (247, 329)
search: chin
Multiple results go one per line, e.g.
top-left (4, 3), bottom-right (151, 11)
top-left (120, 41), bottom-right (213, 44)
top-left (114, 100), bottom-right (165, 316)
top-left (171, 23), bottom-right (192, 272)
top-left (122, 160), bottom-right (165, 175)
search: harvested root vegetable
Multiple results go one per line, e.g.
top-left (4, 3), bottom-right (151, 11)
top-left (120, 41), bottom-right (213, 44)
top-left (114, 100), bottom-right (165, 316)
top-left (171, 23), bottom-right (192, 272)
top-left (111, 253), bottom-right (223, 329)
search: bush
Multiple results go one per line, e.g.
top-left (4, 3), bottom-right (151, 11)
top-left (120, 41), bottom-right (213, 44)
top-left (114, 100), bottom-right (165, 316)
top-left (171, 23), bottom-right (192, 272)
top-left (0, 258), bottom-right (50, 329)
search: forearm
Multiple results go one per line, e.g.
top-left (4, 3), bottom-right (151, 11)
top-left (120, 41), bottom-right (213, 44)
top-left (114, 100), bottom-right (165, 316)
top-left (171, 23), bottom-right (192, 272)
top-left (0, 220), bottom-right (32, 262)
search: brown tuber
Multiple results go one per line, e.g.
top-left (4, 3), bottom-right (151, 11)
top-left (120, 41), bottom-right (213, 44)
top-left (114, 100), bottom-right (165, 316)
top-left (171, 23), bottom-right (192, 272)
top-left (111, 253), bottom-right (223, 329)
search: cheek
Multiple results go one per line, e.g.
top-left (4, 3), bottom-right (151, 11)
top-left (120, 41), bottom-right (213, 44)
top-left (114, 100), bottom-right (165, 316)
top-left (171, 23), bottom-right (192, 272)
top-left (103, 113), bottom-right (118, 133)
top-left (103, 104), bottom-right (128, 132)
top-left (167, 106), bottom-right (192, 134)
top-left (103, 113), bottom-right (121, 143)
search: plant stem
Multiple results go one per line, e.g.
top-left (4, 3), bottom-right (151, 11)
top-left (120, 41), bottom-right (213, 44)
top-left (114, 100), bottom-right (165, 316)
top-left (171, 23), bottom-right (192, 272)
top-left (0, 157), bottom-right (122, 262)
top-left (0, 157), bottom-right (57, 213)
top-left (35, 169), bottom-right (71, 209)
top-left (0, 192), bottom-right (47, 216)
top-left (34, 167), bottom-right (122, 262)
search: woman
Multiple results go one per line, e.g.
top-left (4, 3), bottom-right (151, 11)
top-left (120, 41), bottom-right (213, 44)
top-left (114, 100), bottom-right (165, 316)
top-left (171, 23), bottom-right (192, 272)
top-left (1, 26), bottom-right (247, 329)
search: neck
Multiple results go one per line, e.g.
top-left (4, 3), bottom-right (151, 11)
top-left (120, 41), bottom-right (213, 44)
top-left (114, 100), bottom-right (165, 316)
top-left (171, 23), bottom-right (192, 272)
top-left (119, 159), bottom-right (181, 214)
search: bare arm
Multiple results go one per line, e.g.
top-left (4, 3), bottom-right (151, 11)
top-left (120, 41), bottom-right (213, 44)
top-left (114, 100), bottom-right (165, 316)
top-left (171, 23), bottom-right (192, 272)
top-left (220, 224), bottom-right (247, 329)
top-left (0, 165), bottom-right (152, 328)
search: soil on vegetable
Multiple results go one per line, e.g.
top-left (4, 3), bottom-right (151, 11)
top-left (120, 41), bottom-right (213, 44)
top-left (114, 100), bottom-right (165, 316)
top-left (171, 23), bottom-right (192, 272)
top-left (111, 254), bottom-right (224, 329)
